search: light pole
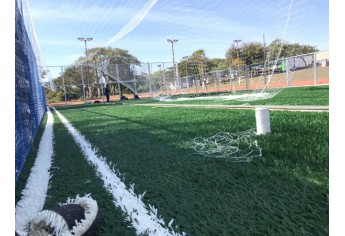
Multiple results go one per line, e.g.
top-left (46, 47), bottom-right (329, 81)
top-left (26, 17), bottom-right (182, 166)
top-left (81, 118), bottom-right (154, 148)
top-left (78, 37), bottom-right (93, 98)
top-left (263, 33), bottom-right (268, 85)
top-left (233, 39), bottom-right (242, 85)
top-left (167, 39), bottom-right (178, 92)
top-left (199, 57), bottom-right (206, 90)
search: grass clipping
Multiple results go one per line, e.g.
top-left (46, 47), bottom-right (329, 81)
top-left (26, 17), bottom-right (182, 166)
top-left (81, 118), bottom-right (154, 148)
top-left (188, 129), bottom-right (262, 162)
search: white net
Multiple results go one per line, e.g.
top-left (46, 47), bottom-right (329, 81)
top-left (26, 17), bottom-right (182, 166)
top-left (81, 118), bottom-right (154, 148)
top-left (25, 0), bottom-right (323, 99)
top-left (158, 91), bottom-right (277, 102)
top-left (187, 129), bottom-right (262, 162)
top-left (21, 0), bottom-right (57, 91)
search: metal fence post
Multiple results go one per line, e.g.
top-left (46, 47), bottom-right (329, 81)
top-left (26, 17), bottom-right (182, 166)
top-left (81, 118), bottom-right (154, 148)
top-left (147, 63), bottom-right (153, 97)
top-left (116, 64), bottom-right (121, 99)
top-left (313, 52), bottom-right (317, 85)
top-left (133, 72), bottom-right (138, 95)
top-left (163, 63), bottom-right (167, 94)
top-left (80, 65), bottom-right (86, 101)
top-left (96, 63), bottom-right (104, 103)
top-left (229, 67), bottom-right (234, 92)
top-left (285, 58), bottom-right (289, 87)
top-left (61, 66), bottom-right (67, 105)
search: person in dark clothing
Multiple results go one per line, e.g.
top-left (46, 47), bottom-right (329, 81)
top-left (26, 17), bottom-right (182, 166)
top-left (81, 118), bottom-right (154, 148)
top-left (120, 95), bottom-right (128, 100)
top-left (105, 84), bottom-right (110, 103)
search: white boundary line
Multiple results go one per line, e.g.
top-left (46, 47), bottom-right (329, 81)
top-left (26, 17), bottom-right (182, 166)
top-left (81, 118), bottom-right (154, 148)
top-left (15, 107), bottom-right (55, 236)
top-left (52, 107), bottom-right (185, 236)
top-left (134, 103), bottom-right (329, 112)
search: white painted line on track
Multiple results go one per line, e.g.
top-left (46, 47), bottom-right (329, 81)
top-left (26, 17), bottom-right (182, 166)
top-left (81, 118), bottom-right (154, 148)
top-left (52, 107), bottom-right (185, 236)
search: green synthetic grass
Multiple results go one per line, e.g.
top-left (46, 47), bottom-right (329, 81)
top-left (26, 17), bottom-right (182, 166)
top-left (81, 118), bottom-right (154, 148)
top-left (118, 85), bottom-right (329, 106)
top-left (16, 86), bottom-right (329, 235)
top-left (15, 114), bottom-right (48, 204)
top-left (47, 112), bottom-right (138, 235)
top-left (249, 85), bottom-right (329, 106)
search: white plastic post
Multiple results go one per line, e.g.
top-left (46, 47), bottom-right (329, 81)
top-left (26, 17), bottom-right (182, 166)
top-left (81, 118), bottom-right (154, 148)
top-left (255, 107), bottom-right (271, 135)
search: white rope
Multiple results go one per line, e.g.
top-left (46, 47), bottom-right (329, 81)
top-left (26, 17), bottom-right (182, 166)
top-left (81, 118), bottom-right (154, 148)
top-left (104, 0), bottom-right (158, 46)
top-left (188, 129), bottom-right (262, 162)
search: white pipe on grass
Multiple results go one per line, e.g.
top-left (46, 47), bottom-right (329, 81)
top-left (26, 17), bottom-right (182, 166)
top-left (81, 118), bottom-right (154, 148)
top-left (255, 107), bottom-right (271, 135)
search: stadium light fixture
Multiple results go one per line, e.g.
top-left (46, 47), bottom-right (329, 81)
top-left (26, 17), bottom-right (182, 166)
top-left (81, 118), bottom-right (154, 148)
top-left (78, 37), bottom-right (93, 56)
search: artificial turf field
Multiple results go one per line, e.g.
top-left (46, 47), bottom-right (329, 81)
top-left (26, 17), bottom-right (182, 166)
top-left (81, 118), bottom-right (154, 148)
top-left (16, 86), bottom-right (329, 235)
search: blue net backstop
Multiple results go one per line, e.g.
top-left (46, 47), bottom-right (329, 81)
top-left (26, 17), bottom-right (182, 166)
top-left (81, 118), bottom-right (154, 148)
top-left (15, 0), bottom-right (47, 183)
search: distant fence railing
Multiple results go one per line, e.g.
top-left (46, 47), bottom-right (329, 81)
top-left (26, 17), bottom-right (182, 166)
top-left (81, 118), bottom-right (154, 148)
top-left (15, 0), bottom-right (47, 182)
top-left (50, 51), bottom-right (329, 103)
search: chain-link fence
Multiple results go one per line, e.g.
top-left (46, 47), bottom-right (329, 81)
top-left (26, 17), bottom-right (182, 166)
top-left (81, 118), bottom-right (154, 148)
top-left (51, 51), bottom-right (328, 104)
top-left (15, 0), bottom-right (47, 182)
top-left (175, 52), bottom-right (329, 94)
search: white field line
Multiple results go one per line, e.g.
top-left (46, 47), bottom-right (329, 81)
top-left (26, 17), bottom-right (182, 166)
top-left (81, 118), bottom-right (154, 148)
top-left (15, 107), bottom-right (55, 236)
top-left (52, 107), bottom-right (186, 236)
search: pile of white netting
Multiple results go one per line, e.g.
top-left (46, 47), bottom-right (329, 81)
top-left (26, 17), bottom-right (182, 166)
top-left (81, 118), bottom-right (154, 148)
top-left (188, 129), bottom-right (262, 162)
top-left (153, 94), bottom-right (173, 101)
top-left (157, 91), bottom-right (278, 102)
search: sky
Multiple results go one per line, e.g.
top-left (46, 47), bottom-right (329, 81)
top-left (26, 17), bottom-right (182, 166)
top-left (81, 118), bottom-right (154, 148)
top-left (21, 0), bottom-right (329, 78)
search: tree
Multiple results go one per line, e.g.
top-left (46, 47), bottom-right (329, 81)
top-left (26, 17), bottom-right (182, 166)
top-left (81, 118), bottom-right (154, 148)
top-left (240, 42), bottom-right (265, 65)
top-left (225, 44), bottom-right (246, 69)
top-left (47, 65), bottom-right (83, 101)
top-left (44, 87), bottom-right (65, 103)
top-left (177, 59), bottom-right (199, 77)
top-left (177, 50), bottom-right (213, 77)
top-left (267, 39), bottom-right (319, 68)
top-left (87, 47), bottom-right (140, 82)
top-left (47, 47), bottom-right (142, 101)
top-left (208, 58), bottom-right (227, 71)
top-left (225, 39), bottom-right (319, 68)
top-left (268, 39), bottom-right (318, 58)
top-left (77, 47), bottom-right (141, 96)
